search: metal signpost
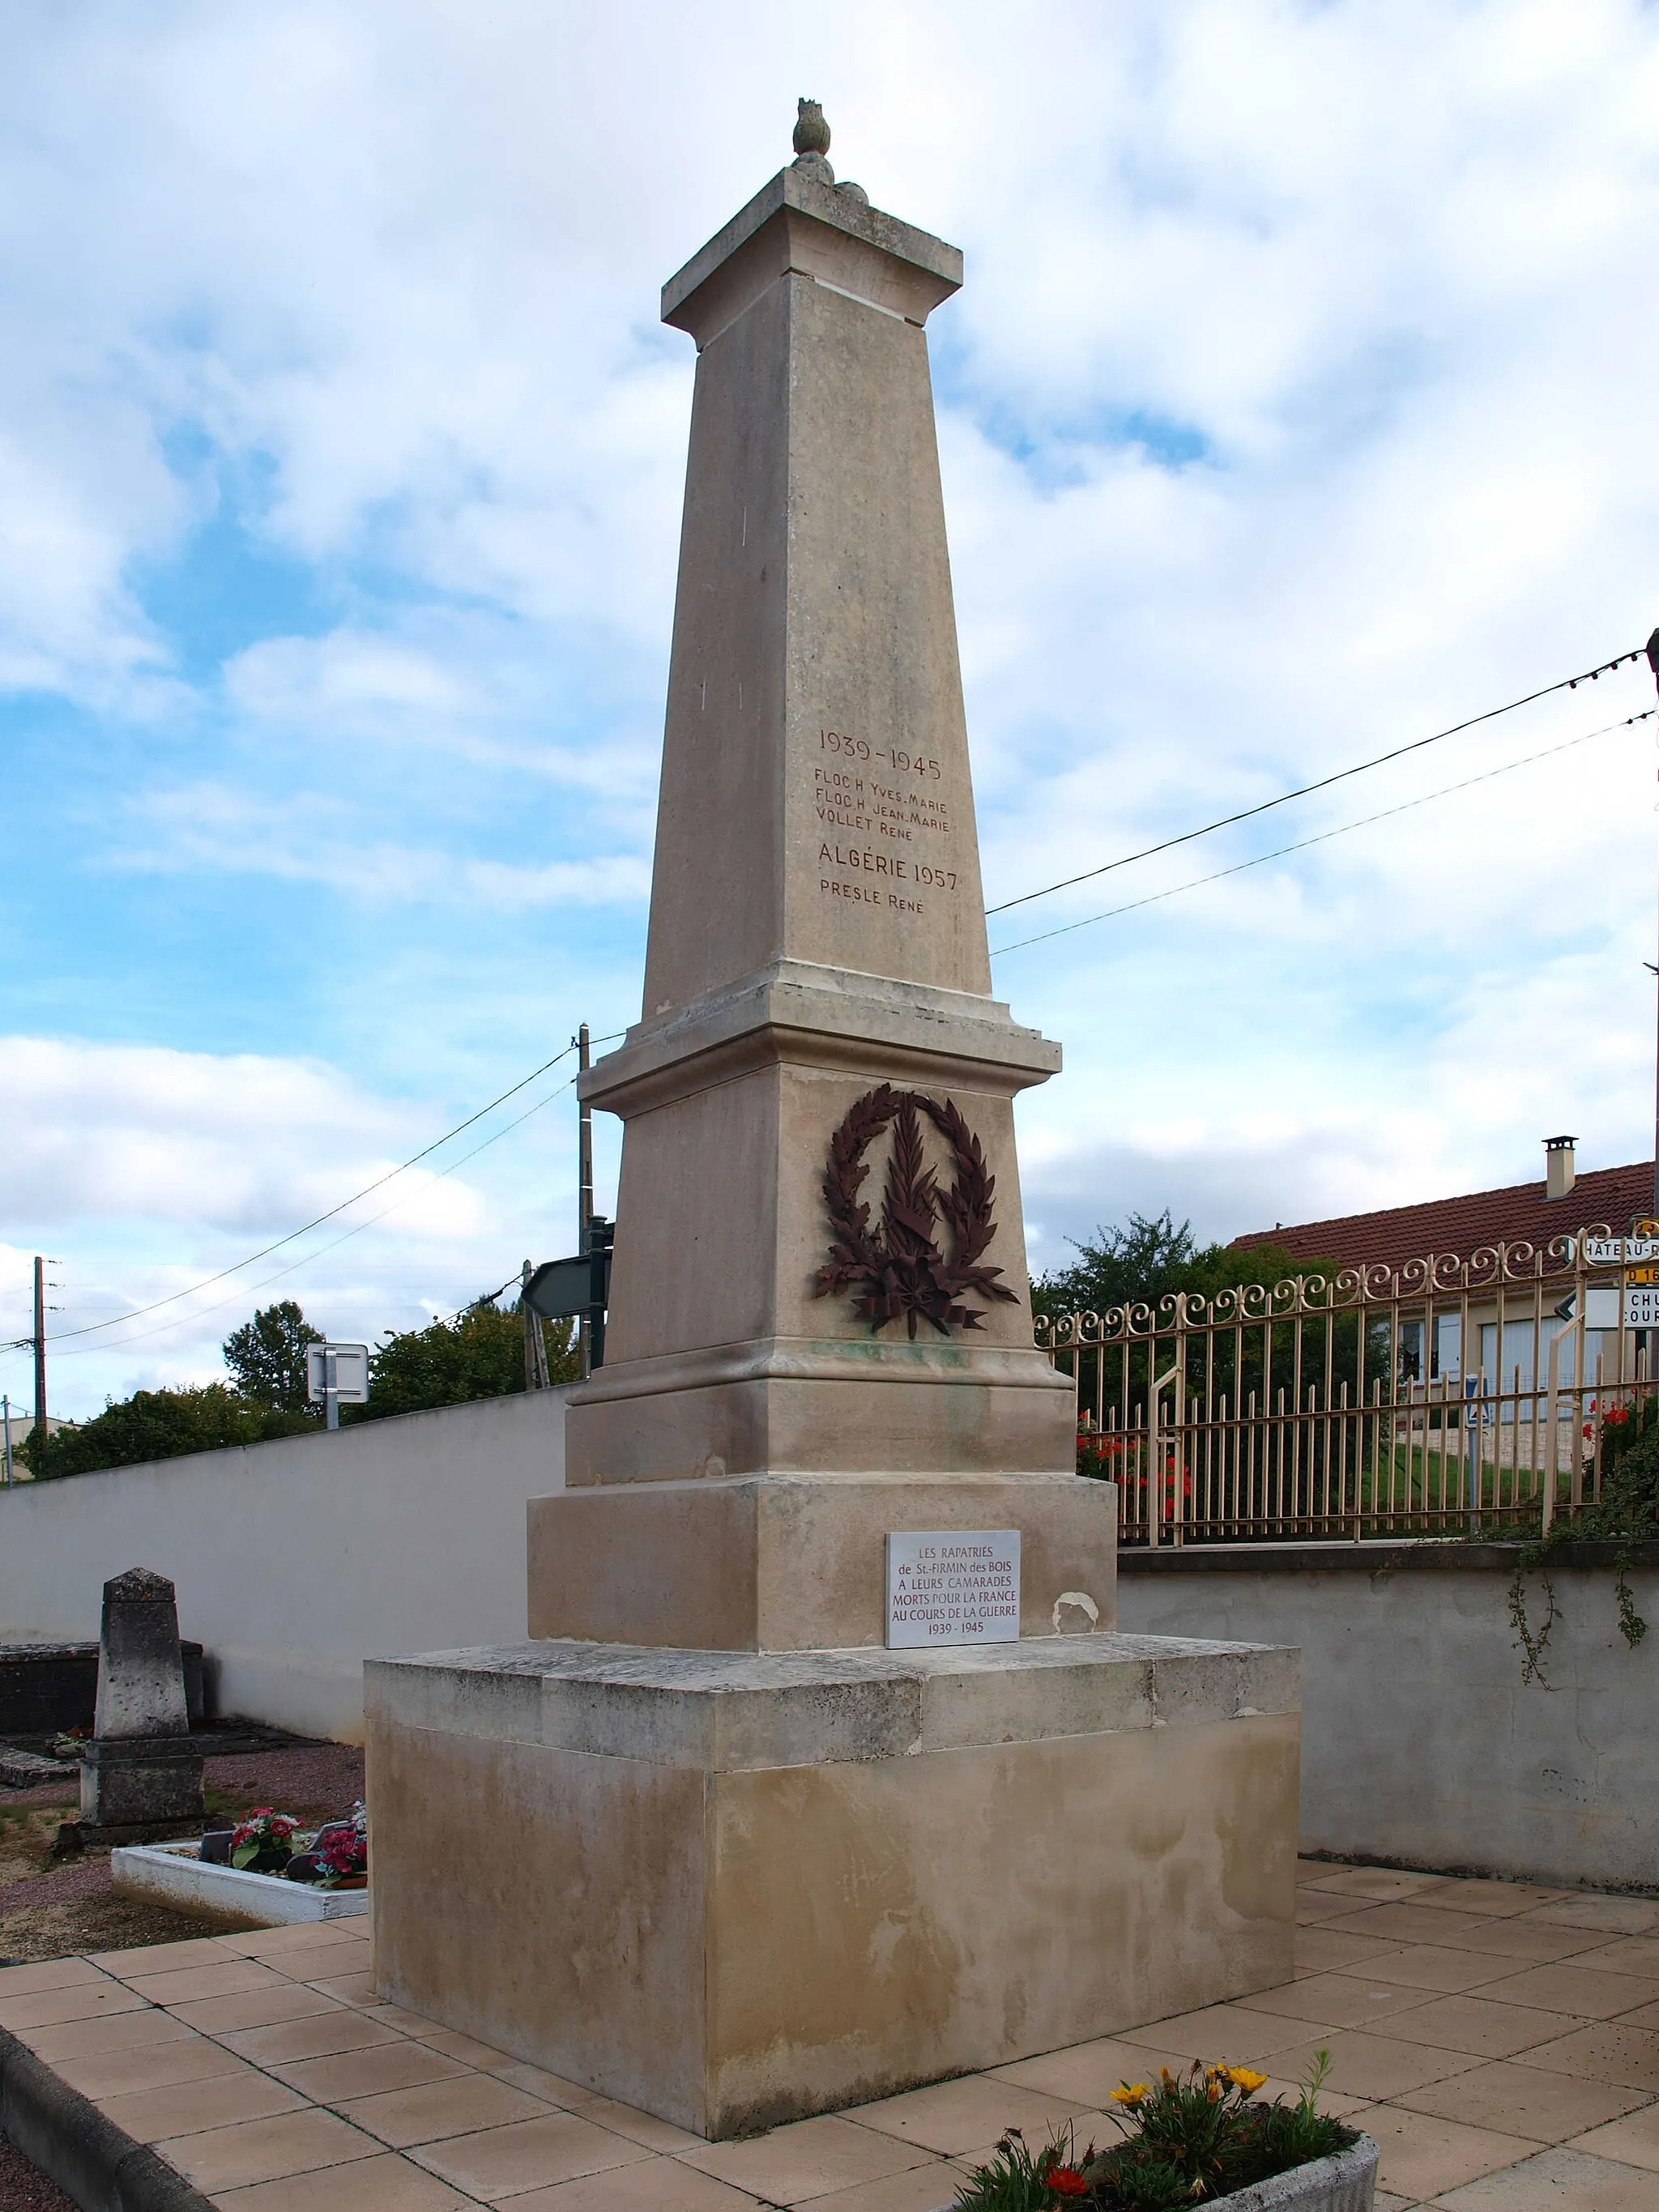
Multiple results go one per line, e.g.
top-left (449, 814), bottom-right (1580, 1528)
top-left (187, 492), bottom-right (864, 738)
top-left (525, 1217), bottom-right (613, 1370)
top-left (305, 1342), bottom-right (371, 1430)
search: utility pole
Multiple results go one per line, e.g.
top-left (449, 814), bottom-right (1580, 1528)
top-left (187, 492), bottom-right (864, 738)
top-left (1649, 629), bottom-right (1659, 1218)
top-left (2, 1395), bottom-right (12, 1485)
top-left (578, 1023), bottom-right (594, 1380)
top-left (32, 1255), bottom-right (46, 1455)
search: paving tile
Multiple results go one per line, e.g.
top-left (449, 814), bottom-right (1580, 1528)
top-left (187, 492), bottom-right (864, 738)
top-left (1315, 1903), bottom-right (1500, 1946)
top-left (1385, 1993), bottom-right (1583, 2059)
top-left (1516, 2020), bottom-right (1659, 2095)
top-left (220, 1923), bottom-right (373, 1961)
top-left (1472, 1962), bottom-right (1659, 2020)
top-left (572, 2093), bottom-right (704, 2151)
top-left (1393, 2057), bottom-right (1653, 2142)
top-left (0, 1977), bottom-right (147, 2030)
top-left (1338, 1946), bottom-right (1512, 1995)
top-left (53, 2033), bottom-right (250, 2101)
top-left (156, 2108), bottom-right (386, 2190)
top-left (987, 2036), bottom-right (1197, 2108)
top-left (1575, 1937), bottom-right (1659, 1979)
top-left (510, 2159), bottom-right (763, 2210)
top-left (1294, 1927), bottom-right (1421, 1977)
top-left (0, 1956), bottom-right (107, 1993)
top-left (1606, 1999), bottom-right (1659, 2031)
top-left (226, 2010), bottom-right (406, 2065)
top-left (1335, 2103), bottom-right (1529, 2201)
top-left (796, 2161), bottom-right (969, 2210)
top-left (1371, 2194), bottom-right (1417, 2212)
top-left (1525, 1897), bottom-right (1659, 1936)
top-left (91, 1937), bottom-right (245, 1975)
top-left (1299, 1867), bottom-right (1456, 1903)
top-left (488, 2062), bottom-right (600, 2108)
top-left (1124, 2001), bottom-right (1332, 2063)
top-left (302, 1968), bottom-right (380, 2005)
top-left (22, 2005), bottom-right (194, 2061)
top-left (1446, 1918), bottom-right (1612, 1964)
top-left (1294, 1889), bottom-right (1364, 1924)
top-left (849, 2076), bottom-right (1087, 2155)
top-left (1232, 1971), bottom-right (1432, 2031)
top-left (169, 1984), bottom-right (346, 2036)
top-left (411, 2109), bottom-right (653, 2197)
top-left (1426, 2143), bottom-right (1659, 2207)
top-left (215, 2149), bottom-right (479, 2210)
top-left (403, 2023), bottom-right (523, 2069)
top-left (1264, 2030), bottom-right (1482, 2099)
top-left (275, 2041), bottom-right (472, 2105)
top-left (1405, 1881), bottom-right (1567, 1920)
top-left (122, 1959), bottom-right (290, 2006)
top-left (341, 2073), bottom-right (555, 2148)
top-left (1566, 2100), bottom-right (1659, 2173)
top-left (95, 2067), bottom-right (307, 2144)
top-left (357, 2005), bottom-right (430, 2035)
top-left (681, 2113), bottom-right (932, 2199)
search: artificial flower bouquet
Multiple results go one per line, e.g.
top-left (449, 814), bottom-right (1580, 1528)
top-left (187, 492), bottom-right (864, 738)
top-left (228, 1809), bottom-right (302, 1873)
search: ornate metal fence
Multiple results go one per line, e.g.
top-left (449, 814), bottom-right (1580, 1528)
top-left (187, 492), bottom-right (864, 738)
top-left (1035, 1232), bottom-right (1654, 1545)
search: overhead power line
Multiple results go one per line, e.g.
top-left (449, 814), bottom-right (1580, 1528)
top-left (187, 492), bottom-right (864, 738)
top-left (991, 706), bottom-right (1655, 957)
top-left (28, 1032), bottom-right (624, 1352)
top-left (986, 644), bottom-right (1652, 918)
top-left (44, 1070), bottom-right (589, 1361)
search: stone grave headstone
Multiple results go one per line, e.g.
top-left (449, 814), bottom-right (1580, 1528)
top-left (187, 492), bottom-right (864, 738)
top-left (76, 1568), bottom-right (204, 1841)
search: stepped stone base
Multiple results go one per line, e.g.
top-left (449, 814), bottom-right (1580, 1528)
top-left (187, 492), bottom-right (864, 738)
top-left (366, 1632), bottom-right (1299, 2140)
top-left (528, 1471), bottom-right (1116, 1650)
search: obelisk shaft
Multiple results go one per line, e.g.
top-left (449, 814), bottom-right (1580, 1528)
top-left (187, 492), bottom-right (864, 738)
top-left (644, 177), bottom-right (988, 1016)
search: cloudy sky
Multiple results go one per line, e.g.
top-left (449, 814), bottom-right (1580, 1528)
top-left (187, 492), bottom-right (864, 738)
top-left (4, 0), bottom-right (1658, 1417)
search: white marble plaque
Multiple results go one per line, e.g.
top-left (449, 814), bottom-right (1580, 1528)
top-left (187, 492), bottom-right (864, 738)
top-left (885, 1530), bottom-right (1020, 1649)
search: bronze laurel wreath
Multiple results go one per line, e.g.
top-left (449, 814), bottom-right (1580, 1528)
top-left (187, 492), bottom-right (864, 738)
top-left (812, 1084), bottom-right (1019, 1338)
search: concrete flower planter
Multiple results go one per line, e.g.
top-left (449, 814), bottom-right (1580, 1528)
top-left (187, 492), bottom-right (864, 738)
top-left (933, 2137), bottom-right (1379, 2212)
top-left (111, 1837), bottom-right (369, 1926)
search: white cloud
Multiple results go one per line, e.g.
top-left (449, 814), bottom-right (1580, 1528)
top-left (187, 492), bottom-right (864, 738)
top-left (118, 782), bottom-right (650, 909)
top-left (3, 0), bottom-right (1659, 1354)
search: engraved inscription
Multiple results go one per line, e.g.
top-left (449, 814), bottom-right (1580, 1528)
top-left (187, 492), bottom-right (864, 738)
top-left (814, 727), bottom-right (957, 914)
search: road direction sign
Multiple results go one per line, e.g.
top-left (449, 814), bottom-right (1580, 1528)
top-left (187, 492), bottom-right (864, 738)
top-left (1624, 1285), bottom-right (1659, 1329)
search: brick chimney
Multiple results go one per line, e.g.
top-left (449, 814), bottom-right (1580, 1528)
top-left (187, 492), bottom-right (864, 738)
top-left (1545, 1135), bottom-right (1576, 1200)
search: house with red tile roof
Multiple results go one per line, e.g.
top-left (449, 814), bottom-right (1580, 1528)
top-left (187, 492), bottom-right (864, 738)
top-left (1231, 1140), bottom-right (1654, 1276)
top-left (1230, 1139), bottom-right (1652, 1392)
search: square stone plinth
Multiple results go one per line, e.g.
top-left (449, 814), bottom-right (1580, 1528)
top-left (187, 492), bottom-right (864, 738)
top-left (367, 1631), bottom-right (1299, 2139)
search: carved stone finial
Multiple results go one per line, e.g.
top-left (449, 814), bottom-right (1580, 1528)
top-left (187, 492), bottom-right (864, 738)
top-left (793, 98), bottom-right (831, 158)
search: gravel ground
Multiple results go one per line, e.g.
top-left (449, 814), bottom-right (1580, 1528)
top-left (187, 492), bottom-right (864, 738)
top-left (0, 1741), bottom-right (365, 1965)
top-left (0, 2133), bottom-right (78, 2211)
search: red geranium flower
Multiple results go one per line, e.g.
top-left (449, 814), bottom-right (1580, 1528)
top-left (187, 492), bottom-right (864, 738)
top-left (1048, 2167), bottom-right (1088, 2197)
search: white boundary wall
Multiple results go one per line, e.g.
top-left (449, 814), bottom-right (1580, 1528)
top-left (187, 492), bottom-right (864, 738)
top-left (1117, 1542), bottom-right (1659, 1891)
top-left (0, 1392), bottom-right (568, 1744)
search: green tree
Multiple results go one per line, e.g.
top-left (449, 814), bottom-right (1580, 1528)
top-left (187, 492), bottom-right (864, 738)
top-left (347, 1295), bottom-right (577, 1422)
top-left (1032, 1210), bottom-right (1311, 1323)
top-left (21, 1385), bottom-right (316, 1480)
top-left (222, 1300), bottom-right (322, 1412)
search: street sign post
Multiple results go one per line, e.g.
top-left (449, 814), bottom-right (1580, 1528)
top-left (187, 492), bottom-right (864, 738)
top-left (306, 1342), bottom-right (370, 1431)
top-left (524, 1217), bottom-right (614, 1369)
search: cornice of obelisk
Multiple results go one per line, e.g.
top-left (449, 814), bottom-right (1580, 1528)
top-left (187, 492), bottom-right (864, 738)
top-left (661, 109), bottom-right (962, 348)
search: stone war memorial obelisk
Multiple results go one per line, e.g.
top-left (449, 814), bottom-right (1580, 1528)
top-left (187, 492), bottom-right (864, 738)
top-left (369, 104), bottom-right (1298, 2140)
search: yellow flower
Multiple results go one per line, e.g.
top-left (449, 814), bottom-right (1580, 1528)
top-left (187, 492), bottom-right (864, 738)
top-left (1226, 2067), bottom-right (1268, 2095)
top-left (1110, 2082), bottom-right (1149, 2106)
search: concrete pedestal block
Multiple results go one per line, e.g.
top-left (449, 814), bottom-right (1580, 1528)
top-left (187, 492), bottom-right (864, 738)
top-left (79, 1736), bottom-right (205, 1833)
top-left (528, 1471), bottom-right (1116, 1649)
top-left (367, 1634), bottom-right (1299, 2140)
